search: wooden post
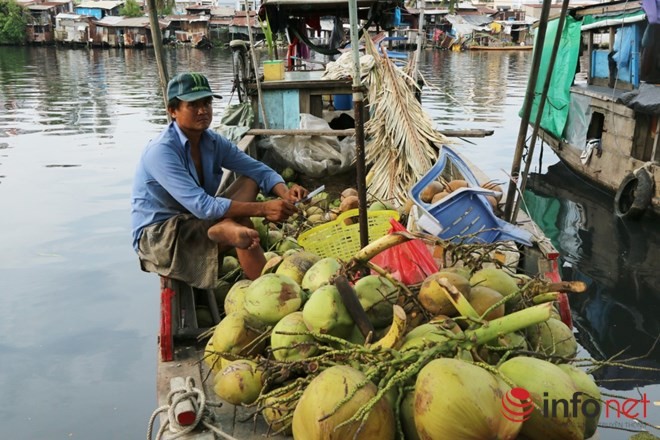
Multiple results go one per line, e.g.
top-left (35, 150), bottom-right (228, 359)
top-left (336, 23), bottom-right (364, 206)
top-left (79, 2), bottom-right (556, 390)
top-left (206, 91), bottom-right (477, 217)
top-left (244, 1), bottom-right (269, 129)
top-left (502, 0), bottom-right (554, 222)
top-left (511, 0), bottom-right (571, 223)
top-left (348, 0), bottom-right (369, 250)
top-left (146, 0), bottom-right (169, 115)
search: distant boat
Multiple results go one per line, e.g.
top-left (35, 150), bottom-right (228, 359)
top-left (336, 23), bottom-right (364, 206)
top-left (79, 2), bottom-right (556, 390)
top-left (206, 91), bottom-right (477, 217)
top-left (531, 0), bottom-right (659, 219)
top-left (467, 44), bottom-right (533, 51)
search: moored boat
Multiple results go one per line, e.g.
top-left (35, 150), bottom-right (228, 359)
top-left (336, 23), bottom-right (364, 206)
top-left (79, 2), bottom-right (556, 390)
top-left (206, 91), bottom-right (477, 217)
top-left (147, 2), bottom-right (601, 439)
top-left (531, 0), bottom-right (659, 219)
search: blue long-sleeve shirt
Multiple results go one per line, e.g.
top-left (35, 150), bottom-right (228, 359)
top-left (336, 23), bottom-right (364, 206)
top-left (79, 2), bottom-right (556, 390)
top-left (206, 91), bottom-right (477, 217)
top-left (130, 122), bottom-right (284, 250)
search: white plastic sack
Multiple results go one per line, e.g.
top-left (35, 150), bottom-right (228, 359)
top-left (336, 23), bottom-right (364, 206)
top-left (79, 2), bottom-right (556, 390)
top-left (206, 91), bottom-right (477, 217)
top-left (258, 114), bottom-right (356, 178)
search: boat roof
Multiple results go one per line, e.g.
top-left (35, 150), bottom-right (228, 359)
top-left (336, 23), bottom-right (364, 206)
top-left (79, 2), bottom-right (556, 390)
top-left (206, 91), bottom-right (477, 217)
top-left (260, 0), bottom-right (402, 15)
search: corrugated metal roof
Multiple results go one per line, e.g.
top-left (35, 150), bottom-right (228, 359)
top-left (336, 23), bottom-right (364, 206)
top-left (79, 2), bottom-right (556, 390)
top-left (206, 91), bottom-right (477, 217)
top-left (461, 14), bottom-right (493, 26)
top-left (77, 1), bottom-right (123, 9)
top-left (28, 4), bottom-right (55, 10)
top-left (95, 15), bottom-right (123, 25)
top-left (210, 6), bottom-right (234, 16)
top-left (56, 13), bottom-right (84, 19)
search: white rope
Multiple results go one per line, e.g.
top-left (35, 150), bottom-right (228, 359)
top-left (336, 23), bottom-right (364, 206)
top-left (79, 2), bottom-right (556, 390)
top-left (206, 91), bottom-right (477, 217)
top-left (147, 376), bottom-right (235, 440)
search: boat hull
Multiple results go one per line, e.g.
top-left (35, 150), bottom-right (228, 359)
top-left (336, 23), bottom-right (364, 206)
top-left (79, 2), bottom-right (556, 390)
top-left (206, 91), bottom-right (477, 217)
top-left (536, 86), bottom-right (660, 218)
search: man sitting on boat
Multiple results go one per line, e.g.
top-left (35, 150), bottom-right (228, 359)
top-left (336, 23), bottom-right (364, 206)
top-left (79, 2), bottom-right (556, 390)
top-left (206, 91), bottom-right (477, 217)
top-left (130, 72), bottom-right (307, 289)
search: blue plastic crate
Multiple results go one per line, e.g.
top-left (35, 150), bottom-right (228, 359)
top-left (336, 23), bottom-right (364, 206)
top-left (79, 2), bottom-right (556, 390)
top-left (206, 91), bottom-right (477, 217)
top-left (409, 146), bottom-right (533, 246)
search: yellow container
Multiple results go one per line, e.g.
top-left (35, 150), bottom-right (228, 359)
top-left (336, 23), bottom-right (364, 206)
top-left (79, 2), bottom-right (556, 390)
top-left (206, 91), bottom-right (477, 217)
top-left (297, 209), bottom-right (399, 261)
top-left (263, 60), bottom-right (285, 81)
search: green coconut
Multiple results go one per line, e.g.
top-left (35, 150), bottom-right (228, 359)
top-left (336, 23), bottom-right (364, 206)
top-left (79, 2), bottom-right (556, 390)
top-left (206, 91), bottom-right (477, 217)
top-left (213, 359), bottom-right (264, 405)
top-left (281, 167), bottom-right (296, 182)
top-left (354, 275), bottom-right (400, 328)
top-left (262, 387), bottom-right (297, 434)
top-left (292, 365), bottom-right (395, 440)
top-left (213, 280), bottom-right (232, 309)
top-left (470, 267), bottom-right (519, 296)
top-left (441, 265), bottom-right (473, 280)
top-left (275, 251), bottom-right (321, 285)
top-left (277, 237), bottom-right (302, 253)
top-left (400, 325), bottom-right (454, 352)
top-left (414, 358), bottom-right (521, 440)
top-left (264, 251), bottom-right (279, 261)
top-left (244, 273), bottom-right (303, 325)
top-left (270, 312), bottom-right (318, 361)
top-left (211, 311), bottom-right (260, 353)
top-left (477, 331), bottom-right (528, 365)
top-left (266, 229), bottom-right (284, 249)
top-left (526, 318), bottom-right (578, 359)
top-left (221, 255), bottom-right (240, 275)
top-left (211, 312), bottom-right (263, 362)
top-left (499, 356), bottom-right (585, 439)
top-left (302, 285), bottom-right (354, 339)
top-left (400, 391), bottom-right (420, 440)
top-left (203, 338), bottom-right (227, 373)
top-left (418, 271), bottom-right (471, 316)
top-left (469, 285), bottom-right (505, 321)
top-left (558, 364), bottom-right (601, 439)
top-left (223, 279), bottom-right (252, 315)
top-left (251, 217), bottom-right (269, 246)
top-left (301, 257), bottom-right (342, 293)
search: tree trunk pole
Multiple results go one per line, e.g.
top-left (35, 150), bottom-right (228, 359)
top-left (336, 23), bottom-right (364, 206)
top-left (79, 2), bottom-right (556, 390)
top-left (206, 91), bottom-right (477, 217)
top-left (511, 0), bottom-right (571, 223)
top-left (146, 0), bottom-right (169, 118)
top-left (503, 0), bottom-right (553, 221)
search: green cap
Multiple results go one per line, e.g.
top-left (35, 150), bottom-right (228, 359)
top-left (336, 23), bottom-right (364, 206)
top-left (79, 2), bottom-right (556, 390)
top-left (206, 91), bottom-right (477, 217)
top-left (167, 72), bottom-right (222, 102)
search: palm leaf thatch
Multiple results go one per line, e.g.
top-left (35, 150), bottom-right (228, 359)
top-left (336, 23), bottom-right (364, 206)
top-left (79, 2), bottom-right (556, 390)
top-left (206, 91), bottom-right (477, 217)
top-left (362, 37), bottom-right (449, 207)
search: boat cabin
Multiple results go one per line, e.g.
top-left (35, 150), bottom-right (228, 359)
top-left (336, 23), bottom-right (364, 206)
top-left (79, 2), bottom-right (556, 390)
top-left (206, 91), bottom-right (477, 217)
top-left (533, 0), bottom-right (660, 218)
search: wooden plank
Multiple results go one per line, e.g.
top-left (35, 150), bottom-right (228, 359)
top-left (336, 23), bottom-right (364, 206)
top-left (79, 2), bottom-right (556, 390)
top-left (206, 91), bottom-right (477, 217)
top-left (247, 128), bottom-right (355, 136)
top-left (245, 128), bottom-right (495, 138)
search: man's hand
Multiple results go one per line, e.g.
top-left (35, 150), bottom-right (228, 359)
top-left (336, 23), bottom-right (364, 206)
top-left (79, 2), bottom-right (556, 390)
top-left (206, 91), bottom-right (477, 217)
top-left (272, 182), bottom-right (308, 204)
top-left (262, 199), bottom-right (297, 222)
top-left (284, 184), bottom-right (308, 203)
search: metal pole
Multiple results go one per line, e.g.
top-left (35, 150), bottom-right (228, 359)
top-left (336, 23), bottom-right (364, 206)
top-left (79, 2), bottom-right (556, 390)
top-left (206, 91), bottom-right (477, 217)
top-left (244, 1), bottom-right (269, 129)
top-left (348, 0), bottom-right (369, 249)
top-left (414, 1), bottom-right (425, 80)
top-left (511, 0), bottom-right (571, 223)
top-left (146, 0), bottom-right (169, 116)
top-left (502, 0), bottom-right (554, 221)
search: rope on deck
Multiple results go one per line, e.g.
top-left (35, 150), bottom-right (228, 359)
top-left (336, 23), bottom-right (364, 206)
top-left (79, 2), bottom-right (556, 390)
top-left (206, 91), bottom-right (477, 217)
top-left (147, 376), bottom-right (238, 440)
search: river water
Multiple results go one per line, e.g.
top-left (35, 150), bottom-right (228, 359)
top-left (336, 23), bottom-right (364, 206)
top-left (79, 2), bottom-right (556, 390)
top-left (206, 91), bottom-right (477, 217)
top-left (0, 46), bottom-right (657, 439)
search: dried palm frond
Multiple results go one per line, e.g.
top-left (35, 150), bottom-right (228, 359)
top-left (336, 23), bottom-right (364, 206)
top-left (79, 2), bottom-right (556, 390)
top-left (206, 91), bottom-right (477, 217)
top-left (361, 36), bottom-right (450, 207)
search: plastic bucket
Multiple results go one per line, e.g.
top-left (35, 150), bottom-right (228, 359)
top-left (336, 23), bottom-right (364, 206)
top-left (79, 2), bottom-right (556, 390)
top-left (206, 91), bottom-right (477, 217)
top-left (263, 60), bottom-right (284, 81)
top-left (333, 94), bottom-right (353, 110)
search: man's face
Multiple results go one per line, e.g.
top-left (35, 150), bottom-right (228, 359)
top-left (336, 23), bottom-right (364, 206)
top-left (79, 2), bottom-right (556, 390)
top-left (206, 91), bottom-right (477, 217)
top-left (171, 97), bottom-right (214, 134)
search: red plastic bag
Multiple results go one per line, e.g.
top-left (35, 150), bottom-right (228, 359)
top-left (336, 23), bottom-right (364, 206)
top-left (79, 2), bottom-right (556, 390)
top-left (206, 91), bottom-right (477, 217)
top-left (370, 219), bottom-right (438, 285)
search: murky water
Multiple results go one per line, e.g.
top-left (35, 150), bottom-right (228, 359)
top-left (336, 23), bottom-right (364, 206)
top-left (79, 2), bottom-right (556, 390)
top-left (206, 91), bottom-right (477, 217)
top-left (0, 46), bottom-right (657, 438)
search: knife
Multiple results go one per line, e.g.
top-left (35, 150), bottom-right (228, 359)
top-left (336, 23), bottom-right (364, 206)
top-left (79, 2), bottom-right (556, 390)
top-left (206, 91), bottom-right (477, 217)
top-left (295, 185), bottom-right (325, 206)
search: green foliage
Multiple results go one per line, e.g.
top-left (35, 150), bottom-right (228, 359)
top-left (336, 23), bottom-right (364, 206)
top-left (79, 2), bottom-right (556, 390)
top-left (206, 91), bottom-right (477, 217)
top-left (156, 0), bottom-right (174, 16)
top-left (119, 0), bottom-right (143, 17)
top-left (0, 0), bottom-right (29, 45)
top-left (258, 15), bottom-right (275, 60)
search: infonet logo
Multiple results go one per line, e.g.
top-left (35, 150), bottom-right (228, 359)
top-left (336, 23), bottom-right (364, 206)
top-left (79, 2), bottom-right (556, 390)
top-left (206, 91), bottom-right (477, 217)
top-left (501, 388), bottom-right (535, 422)
top-left (501, 387), bottom-right (653, 423)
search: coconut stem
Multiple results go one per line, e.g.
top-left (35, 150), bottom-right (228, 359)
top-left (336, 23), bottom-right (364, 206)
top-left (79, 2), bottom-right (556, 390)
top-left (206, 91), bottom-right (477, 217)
top-left (466, 303), bottom-right (552, 345)
top-left (351, 233), bottom-right (410, 264)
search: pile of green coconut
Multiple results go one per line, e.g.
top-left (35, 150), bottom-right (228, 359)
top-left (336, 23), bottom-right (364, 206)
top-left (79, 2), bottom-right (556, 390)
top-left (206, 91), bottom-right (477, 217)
top-left (203, 230), bottom-right (603, 440)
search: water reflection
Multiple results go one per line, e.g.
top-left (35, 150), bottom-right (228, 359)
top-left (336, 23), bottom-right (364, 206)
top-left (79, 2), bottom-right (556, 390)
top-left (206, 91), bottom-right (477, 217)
top-left (525, 163), bottom-right (660, 391)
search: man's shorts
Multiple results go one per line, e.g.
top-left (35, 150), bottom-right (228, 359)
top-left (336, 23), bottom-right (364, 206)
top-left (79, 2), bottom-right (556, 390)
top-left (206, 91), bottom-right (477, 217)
top-left (137, 214), bottom-right (222, 289)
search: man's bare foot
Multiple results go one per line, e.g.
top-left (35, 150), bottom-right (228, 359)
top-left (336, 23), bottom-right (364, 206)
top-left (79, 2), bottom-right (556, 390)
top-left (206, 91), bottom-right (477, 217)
top-left (208, 219), bottom-right (260, 250)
